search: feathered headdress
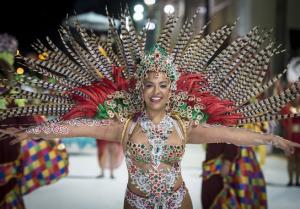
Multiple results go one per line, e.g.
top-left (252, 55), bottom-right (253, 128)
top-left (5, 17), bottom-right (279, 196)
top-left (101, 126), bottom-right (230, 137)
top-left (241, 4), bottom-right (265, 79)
top-left (0, 8), bottom-right (299, 127)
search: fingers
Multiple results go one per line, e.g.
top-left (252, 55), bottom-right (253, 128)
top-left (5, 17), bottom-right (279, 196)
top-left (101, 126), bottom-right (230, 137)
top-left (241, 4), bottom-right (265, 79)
top-left (282, 140), bottom-right (299, 155)
top-left (0, 132), bottom-right (7, 137)
top-left (284, 149), bottom-right (292, 156)
top-left (9, 135), bottom-right (43, 145)
top-left (0, 128), bottom-right (28, 145)
top-left (7, 127), bottom-right (20, 131)
top-left (282, 141), bottom-right (295, 155)
top-left (0, 128), bottom-right (15, 135)
top-left (0, 127), bottom-right (23, 137)
top-left (275, 137), bottom-right (300, 155)
top-left (11, 131), bottom-right (30, 145)
top-left (290, 141), bottom-right (300, 148)
top-left (0, 127), bottom-right (41, 145)
top-left (284, 146), bottom-right (294, 156)
top-left (287, 146), bottom-right (294, 155)
top-left (9, 137), bottom-right (24, 145)
top-left (0, 128), bottom-right (19, 142)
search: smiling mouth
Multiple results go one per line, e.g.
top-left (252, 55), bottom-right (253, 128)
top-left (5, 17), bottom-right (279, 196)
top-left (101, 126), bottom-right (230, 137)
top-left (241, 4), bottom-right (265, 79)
top-left (150, 96), bottom-right (163, 103)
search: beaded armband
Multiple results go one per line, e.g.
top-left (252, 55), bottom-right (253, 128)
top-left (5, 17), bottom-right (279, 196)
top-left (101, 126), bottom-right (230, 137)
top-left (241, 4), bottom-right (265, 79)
top-left (26, 119), bottom-right (111, 135)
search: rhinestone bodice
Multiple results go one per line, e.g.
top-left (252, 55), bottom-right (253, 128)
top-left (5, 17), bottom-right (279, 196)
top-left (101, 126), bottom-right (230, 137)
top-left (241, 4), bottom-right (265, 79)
top-left (123, 113), bottom-right (186, 208)
top-left (126, 141), bottom-right (185, 164)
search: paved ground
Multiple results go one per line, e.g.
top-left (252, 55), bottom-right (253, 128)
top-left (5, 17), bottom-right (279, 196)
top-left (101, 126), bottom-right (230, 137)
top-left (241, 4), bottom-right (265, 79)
top-left (24, 144), bottom-right (300, 209)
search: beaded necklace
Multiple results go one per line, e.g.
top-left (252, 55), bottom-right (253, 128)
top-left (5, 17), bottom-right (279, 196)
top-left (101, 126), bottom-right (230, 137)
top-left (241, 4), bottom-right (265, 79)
top-left (139, 112), bottom-right (174, 169)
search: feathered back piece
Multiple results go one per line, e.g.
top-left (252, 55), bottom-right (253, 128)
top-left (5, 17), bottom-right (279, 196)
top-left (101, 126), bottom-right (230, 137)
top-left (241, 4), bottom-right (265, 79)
top-left (0, 9), bottom-right (299, 126)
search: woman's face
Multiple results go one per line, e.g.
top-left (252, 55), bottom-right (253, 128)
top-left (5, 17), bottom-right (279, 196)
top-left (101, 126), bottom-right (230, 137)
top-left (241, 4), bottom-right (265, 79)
top-left (142, 71), bottom-right (171, 112)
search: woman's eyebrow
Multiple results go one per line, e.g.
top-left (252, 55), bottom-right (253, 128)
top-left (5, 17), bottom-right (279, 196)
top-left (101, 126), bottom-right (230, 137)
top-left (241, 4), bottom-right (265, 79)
top-left (143, 80), bottom-right (169, 84)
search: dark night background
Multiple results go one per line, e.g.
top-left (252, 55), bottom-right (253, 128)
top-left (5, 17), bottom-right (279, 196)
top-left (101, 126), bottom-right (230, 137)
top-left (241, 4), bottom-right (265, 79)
top-left (0, 0), bottom-right (300, 70)
top-left (0, 0), bottom-right (132, 53)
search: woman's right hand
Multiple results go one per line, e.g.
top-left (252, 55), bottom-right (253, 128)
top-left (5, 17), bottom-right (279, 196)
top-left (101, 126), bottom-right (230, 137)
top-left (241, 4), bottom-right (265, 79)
top-left (0, 127), bottom-right (31, 144)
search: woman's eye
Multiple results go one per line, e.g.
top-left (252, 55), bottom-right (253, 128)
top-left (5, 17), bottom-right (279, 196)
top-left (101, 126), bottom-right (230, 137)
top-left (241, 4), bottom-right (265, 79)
top-left (160, 83), bottom-right (169, 88)
top-left (144, 84), bottom-right (153, 88)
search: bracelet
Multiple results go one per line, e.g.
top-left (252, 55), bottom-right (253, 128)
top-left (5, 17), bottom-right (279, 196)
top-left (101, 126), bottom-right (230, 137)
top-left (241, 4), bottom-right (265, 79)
top-left (26, 123), bottom-right (69, 135)
top-left (65, 118), bottom-right (111, 126)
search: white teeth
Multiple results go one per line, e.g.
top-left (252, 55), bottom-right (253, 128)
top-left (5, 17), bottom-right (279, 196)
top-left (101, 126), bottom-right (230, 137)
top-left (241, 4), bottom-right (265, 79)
top-left (151, 97), bottom-right (161, 101)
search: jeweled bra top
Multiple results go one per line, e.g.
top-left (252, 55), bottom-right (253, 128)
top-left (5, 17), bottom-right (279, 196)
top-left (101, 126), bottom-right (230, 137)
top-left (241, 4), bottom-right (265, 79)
top-left (122, 113), bottom-right (186, 208)
top-left (126, 141), bottom-right (185, 164)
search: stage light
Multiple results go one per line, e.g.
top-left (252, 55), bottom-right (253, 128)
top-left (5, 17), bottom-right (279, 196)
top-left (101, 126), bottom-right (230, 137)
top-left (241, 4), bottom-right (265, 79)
top-left (198, 6), bottom-right (207, 14)
top-left (164, 4), bottom-right (175, 14)
top-left (16, 67), bottom-right (24, 75)
top-left (134, 4), bottom-right (144, 13)
top-left (145, 21), bottom-right (156, 30)
top-left (144, 0), bottom-right (155, 5)
top-left (133, 12), bottom-right (143, 21)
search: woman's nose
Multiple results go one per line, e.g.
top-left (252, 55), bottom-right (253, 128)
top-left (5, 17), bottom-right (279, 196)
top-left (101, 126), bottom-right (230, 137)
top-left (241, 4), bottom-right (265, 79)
top-left (154, 85), bottom-right (160, 94)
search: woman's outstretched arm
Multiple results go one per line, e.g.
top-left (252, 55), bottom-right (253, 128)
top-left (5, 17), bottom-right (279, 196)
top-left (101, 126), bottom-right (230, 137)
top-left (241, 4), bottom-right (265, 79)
top-left (0, 118), bottom-right (123, 144)
top-left (187, 123), bottom-right (300, 154)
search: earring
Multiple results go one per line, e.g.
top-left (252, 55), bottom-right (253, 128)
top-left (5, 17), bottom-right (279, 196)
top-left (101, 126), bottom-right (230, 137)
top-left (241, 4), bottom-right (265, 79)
top-left (166, 95), bottom-right (172, 112)
top-left (140, 93), bottom-right (145, 112)
top-left (165, 101), bottom-right (170, 112)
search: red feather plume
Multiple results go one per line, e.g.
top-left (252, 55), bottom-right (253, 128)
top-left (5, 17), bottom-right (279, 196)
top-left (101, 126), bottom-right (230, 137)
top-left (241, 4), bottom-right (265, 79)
top-left (62, 66), bottom-right (131, 120)
top-left (176, 73), bottom-right (243, 126)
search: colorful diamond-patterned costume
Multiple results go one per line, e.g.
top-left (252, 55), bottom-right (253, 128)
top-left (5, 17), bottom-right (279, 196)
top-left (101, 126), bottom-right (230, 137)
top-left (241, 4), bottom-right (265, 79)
top-left (202, 120), bottom-right (269, 209)
top-left (0, 115), bottom-right (68, 209)
top-left (0, 138), bottom-right (68, 207)
top-left (202, 145), bottom-right (267, 209)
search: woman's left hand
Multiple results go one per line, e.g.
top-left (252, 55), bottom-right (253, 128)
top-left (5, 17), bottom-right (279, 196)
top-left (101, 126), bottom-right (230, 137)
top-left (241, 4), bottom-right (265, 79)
top-left (271, 136), bottom-right (300, 155)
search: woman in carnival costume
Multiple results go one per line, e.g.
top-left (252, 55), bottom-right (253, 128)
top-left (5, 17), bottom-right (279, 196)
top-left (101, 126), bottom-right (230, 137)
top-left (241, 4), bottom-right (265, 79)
top-left (1, 9), bottom-right (300, 209)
